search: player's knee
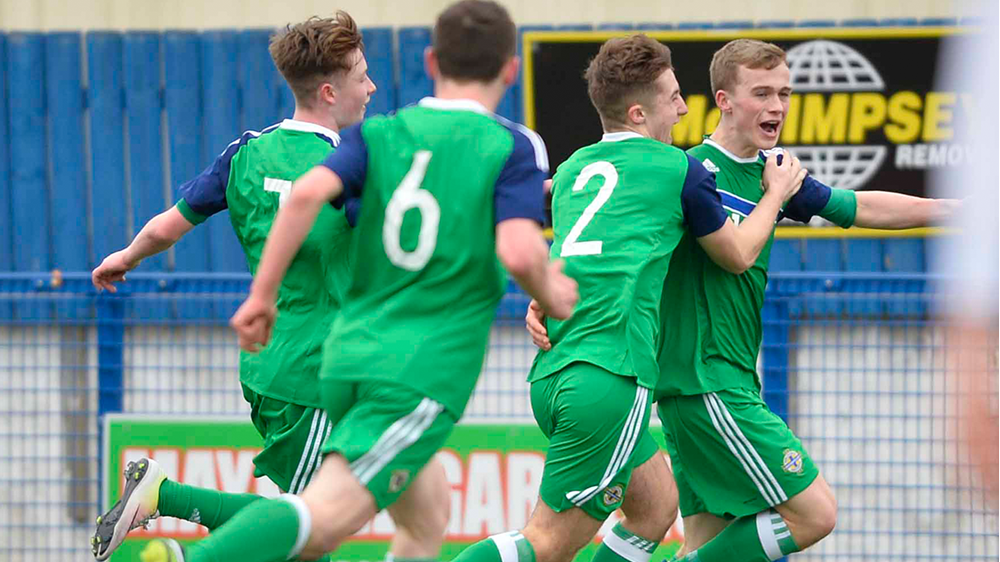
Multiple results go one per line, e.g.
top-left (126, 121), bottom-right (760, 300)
top-left (621, 478), bottom-right (677, 540)
top-left (424, 468), bottom-right (452, 537)
top-left (397, 497), bottom-right (449, 544)
top-left (625, 499), bottom-right (675, 543)
top-left (793, 492), bottom-right (836, 548)
top-left (302, 493), bottom-right (368, 552)
top-left (651, 500), bottom-right (678, 541)
top-left (521, 527), bottom-right (579, 562)
top-left (655, 479), bottom-right (680, 537)
top-left (429, 489), bottom-right (451, 536)
top-left (303, 499), bottom-right (344, 552)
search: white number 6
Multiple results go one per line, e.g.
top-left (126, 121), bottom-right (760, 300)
top-left (383, 150), bottom-right (440, 271)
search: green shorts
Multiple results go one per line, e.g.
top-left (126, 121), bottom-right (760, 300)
top-left (530, 361), bottom-right (657, 521)
top-left (658, 386), bottom-right (819, 519)
top-left (319, 378), bottom-right (457, 510)
top-left (243, 385), bottom-right (330, 494)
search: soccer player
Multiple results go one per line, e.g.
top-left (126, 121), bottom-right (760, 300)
top-left (454, 35), bottom-right (807, 562)
top-left (89, 13), bottom-right (452, 562)
top-left (141, 1), bottom-right (577, 561)
top-left (529, 38), bottom-right (959, 562)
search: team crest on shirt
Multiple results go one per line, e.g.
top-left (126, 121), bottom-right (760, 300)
top-left (389, 469), bottom-right (410, 493)
top-left (702, 158), bottom-right (720, 173)
top-left (603, 484), bottom-right (624, 506)
top-left (782, 449), bottom-right (804, 474)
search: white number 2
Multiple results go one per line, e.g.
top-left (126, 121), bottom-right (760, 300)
top-left (560, 161), bottom-right (618, 257)
top-left (383, 150), bottom-right (440, 271)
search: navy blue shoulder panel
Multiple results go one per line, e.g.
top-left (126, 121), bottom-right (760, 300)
top-left (177, 124), bottom-right (279, 217)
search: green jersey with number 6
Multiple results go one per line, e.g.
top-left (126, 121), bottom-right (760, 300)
top-left (318, 97), bottom-right (549, 417)
top-left (655, 138), bottom-right (859, 398)
top-left (529, 132), bottom-right (729, 389)
top-left (175, 119), bottom-right (352, 408)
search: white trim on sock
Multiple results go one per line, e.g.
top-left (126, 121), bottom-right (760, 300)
top-left (279, 494), bottom-right (313, 559)
top-left (165, 539), bottom-right (185, 561)
top-left (603, 530), bottom-right (654, 562)
top-left (755, 510), bottom-right (783, 561)
top-left (489, 531), bottom-right (522, 562)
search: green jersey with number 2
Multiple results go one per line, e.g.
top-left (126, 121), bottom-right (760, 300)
top-left (531, 132), bottom-right (729, 389)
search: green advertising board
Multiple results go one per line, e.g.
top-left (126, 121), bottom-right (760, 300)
top-left (104, 415), bottom-right (682, 561)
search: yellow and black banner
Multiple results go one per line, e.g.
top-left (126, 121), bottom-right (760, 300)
top-left (524, 28), bottom-right (973, 199)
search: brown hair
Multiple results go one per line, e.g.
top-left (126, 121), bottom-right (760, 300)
top-left (269, 12), bottom-right (364, 106)
top-left (584, 35), bottom-right (673, 127)
top-left (709, 39), bottom-right (787, 94)
top-left (433, 0), bottom-right (516, 82)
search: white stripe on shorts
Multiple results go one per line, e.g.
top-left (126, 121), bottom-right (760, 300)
top-left (288, 409), bottom-right (322, 493)
top-left (702, 393), bottom-right (786, 506)
top-left (565, 386), bottom-right (648, 506)
top-left (709, 393), bottom-right (786, 503)
top-left (350, 398), bottom-right (444, 485)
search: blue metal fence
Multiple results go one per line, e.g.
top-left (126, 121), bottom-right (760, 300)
top-left (0, 272), bottom-right (995, 561)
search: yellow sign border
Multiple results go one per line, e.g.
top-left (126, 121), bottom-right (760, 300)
top-left (522, 27), bottom-right (965, 240)
top-left (542, 226), bottom-right (952, 240)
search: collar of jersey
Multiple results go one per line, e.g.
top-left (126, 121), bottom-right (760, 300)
top-left (601, 131), bottom-right (644, 142)
top-left (418, 97), bottom-right (491, 115)
top-left (702, 138), bottom-right (759, 164)
top-left (279, 119), bottom-right (342, 145)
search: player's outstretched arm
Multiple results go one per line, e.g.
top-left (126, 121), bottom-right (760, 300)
top-left (496, 218), bottom-right (578, 320)
top-left (231, 166), bottom-right (344, 351)
top-left (854, 191), bottom-right (960, 229)
top-left (91, 206), bottom-right (195, 292)
top-left (697, 151), bottom-right (806, 274)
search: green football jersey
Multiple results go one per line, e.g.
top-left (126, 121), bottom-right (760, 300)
top-left (530, 132), bottom-right (728, 390)
top-left (654, 138), bottom-right (858, 398)
top-left (176, 119), bottom-right (352, 407)
top-left (318, 97), bottom-right (549, 417)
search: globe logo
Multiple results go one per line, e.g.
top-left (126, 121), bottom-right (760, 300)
top-left (785, 40), bottom-right (887, 191)
top-left (787, 40), bottom-right (885, 92)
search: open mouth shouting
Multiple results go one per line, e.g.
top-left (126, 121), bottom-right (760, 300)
top-left (759, 120), bottom-right (781, 138)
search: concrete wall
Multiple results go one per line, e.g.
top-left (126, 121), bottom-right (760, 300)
top-left (0, 0), bottom-right (973, 31)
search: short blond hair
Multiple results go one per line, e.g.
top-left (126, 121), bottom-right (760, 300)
top-left (709, 39), bottom-right (786, 94)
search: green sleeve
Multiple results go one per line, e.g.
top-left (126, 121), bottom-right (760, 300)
top-left (818, 187), bottom-right (857, 228)
top-left (175, 199), bottom-right (208, 225)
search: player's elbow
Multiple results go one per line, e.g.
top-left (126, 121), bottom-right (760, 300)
top-left (288, 183), bottom-right (327, 209)
top-left (146, 212), bottom-right (188, 246)
top-left (496, 219), bottom-right (546, 279)
top-left (718, 253), bottom-right (752, 275)
top-left (497, 243), bottom-right (540, 279)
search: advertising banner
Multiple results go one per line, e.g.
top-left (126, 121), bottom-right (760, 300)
top-left (524, 27), bottom-right (972, 200)
top-left (104, 415), bottom-right (682, 561)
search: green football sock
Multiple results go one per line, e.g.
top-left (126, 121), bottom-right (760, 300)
top-left (156, 480), bottom-right (262, 531)
top-left (183, 495), bottom-right (308, 562)
top-left (592, 522), bottom-right (658, 562)
top-left (452, 531), bottom-right (536, 562)
top-left (683, 511), bottom-right (799, 562)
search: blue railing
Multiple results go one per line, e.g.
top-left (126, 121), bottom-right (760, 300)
top-left (1, 271), bottom-right (995, 561)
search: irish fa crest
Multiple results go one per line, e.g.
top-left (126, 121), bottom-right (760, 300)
top-left (603, 484), bottom-right (624, 506)
top-left (782, 449), bottom-right (804, 474)
top-left (389, 469), bottom-right (410, 493)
